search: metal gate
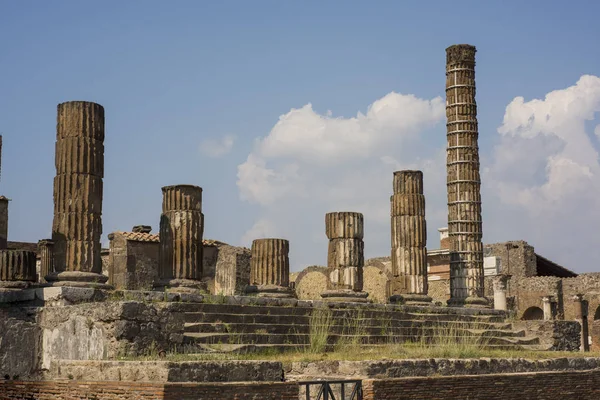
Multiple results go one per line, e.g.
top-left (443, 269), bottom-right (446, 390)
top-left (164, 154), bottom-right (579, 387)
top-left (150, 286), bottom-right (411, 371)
top-left (298, 379), bottom-right (362, 400)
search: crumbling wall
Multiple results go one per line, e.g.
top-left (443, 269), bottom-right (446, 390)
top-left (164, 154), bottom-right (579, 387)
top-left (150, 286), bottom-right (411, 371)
top-left (514, 276), bottom-right (563, 319)
top-left (109, 236), bottom-right (159, 290)
top-left (213, 245), bottom-right (251, 296)
top-left (294, 266), bottom-right (328, 300)
top-left (363, 258), bottom-right (391, 303)
top-left (484, 241), bottom-right (537, 279)
top-left (513, 320), bottom-right (580, 351)
top-left (39, 301), bottom-right (185, 369)
top-left (428, 280), bottom-right (450, 305)
top-left (0, 307), bottom-right (41, 379)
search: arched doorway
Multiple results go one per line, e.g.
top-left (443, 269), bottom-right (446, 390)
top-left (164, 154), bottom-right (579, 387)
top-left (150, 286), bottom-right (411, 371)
top-left (521, 306), bottom-right (544, 320)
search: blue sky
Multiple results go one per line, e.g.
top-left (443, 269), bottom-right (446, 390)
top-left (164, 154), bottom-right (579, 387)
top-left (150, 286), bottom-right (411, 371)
top-left (1, 1), bottom-right (600, 272)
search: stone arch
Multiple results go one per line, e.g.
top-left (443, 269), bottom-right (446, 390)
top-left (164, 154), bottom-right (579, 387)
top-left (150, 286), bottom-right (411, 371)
top-left (590, 304), bottom-right (600, 351)
top-left (521, 306), bottom-right (544, 320)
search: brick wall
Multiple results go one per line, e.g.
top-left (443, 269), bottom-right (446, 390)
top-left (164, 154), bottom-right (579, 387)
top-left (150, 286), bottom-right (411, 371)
top-left (363, 369), bottom-right (600, 400)
top-left (0, 380), bottom-right (298, 400)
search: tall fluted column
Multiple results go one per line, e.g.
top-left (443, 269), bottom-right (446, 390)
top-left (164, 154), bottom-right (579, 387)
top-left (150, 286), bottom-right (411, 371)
top-left (388, 171), bottom-right (431, 305)
top-left (446, 44), bottom-right (487, 307)
top-left (0, 196), bottom-right (8, 250)
top-left (0, 250), bottom-right (37, 289)
top-left (247, 238), bottom-right (294, 298)
top-left (156, 184), bottom-right (206, 292)
top-left (47, 101), bottom-right (109, 288)
top-left (38, 239), bottom-right (54, 284)
top-left (321, 212), bottom-right (368, 302)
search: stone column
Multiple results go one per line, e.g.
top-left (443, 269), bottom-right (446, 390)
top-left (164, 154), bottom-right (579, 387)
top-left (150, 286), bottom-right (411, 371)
top-left (321, 212), bottom-right (368, 302)
top-left (47, 101), bottom-right (109, 288)
top-left (492, 274), bottom-right (510, 311)
top-left (0, 250), bottom-right (37, 290)
top-left (247, 238), bottom-right (294, 298)
top-left (389, 170), bottom-right (431, 305)
top-left (446, 44), bottom-right (487, 307)
top-left (573, 294), bottom-right (589, 352)
top-left (38, 239), bottom-right (54, 284)
top-left (0, 196), bottom-right (8, 250)
top-left (156, 184), bottom-right (206, 292)
top-left (542, 296), bottom-right (554, 321)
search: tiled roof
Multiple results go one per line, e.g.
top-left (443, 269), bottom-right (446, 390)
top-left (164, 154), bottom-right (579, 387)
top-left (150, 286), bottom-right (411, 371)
top-left (113, 231), bottom-right (227, 246)
top-left (116, 231), bottom-right (160, 242)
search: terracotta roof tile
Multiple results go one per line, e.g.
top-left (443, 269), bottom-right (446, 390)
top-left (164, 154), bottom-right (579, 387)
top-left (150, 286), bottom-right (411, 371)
top-left (113, 231), bottom-right (227, 246)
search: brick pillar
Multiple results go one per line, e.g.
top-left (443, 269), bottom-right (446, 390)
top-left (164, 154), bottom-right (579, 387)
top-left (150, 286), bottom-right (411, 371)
top-left (321, 212), bottom-right (368, 303)
top-left (573, 294), bottom-right (589, 352)
top-left (38, 239), bottom-right (54, 284)
top-left (389, 170), bottom-right (431, 305)
top-left (156, 184), bottom-right (206, 292)
top-left (446, 44), bottom-right (488, 308)
top-left (0, 250), bottom-right (37, 289)
top-left (47, 101), bottom-right (109, 288)
top-left (492, 274), bottom-right (510, 311)
top-left (247, 238), bottom-right (294, 298)
top-left (0, 196), bottom-right (8, 250)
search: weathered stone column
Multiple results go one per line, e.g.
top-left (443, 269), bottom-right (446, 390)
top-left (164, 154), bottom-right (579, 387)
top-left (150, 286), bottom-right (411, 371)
top-left (492, 274), bottom-right (510, 311)
top-left (156, 184), bottom-right (206, 292)
top-left (0, 196), bottom-right (8, 250)
top-left (321, 212), bottom-right (368, 302)
top-left (47, 101), bottom-right (109, 288)
top-left (38, 239), bottom-right (54, 284)
top-left (542, 296), bottom-right (554, 321)
top-left (247, 238), bottom-right (294, 298)
top-left (446, 44), bottom-right (487, 307)
top-left (0, 250), bottom-right (37, 289)
top-left (388, 171), bottom-right (431, 305)
top-left (573, 294), bottom-right (590, 352)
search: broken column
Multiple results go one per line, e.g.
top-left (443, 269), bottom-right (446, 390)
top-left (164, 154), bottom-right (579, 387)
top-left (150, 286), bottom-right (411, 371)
top-left (46, 101), bottom-right (109, 288)
top-left (492, 274), bottom-right (511, 311)
top-left (321, 212), bottom-right (368, 302)
top-left (0, 250), bottom-right (37, 289)
top-left (388, 170), bottom-right (431, 305)
top-left (156, 184), bottom-right (206, 292)
top-left (446, 44), bottom-right (487, 307)
top-left (0, 196), bottom-right (8, 250)
top-left (38, 239), bottom-right (54, 284)
top-left (247, 238), bottom-right (294, 297)
top-left (573, 294), bottom-right (590, 352)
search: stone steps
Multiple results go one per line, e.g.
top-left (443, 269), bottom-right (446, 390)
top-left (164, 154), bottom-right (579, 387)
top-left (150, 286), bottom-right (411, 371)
top-left (183, 322), bottom-right (522, 337)
top-left (170, 301), bottom-right (540, 354)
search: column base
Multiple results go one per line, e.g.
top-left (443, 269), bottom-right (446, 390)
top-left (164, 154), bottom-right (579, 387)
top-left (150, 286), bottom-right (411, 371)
top-left (321, 289), bottom-right (369, 303)
top-left (0, 281), bottom-right (34, 290)
top-left (45, 271), bottom-right (113, 290)
top-left (447, 296), bottom-right (490, 308)
top-left (154, 278), bottom-right (208, 293)
top-left (245, 284), bottom-right (295, 298)
top-left (389, 293), bottom-right (432, 305)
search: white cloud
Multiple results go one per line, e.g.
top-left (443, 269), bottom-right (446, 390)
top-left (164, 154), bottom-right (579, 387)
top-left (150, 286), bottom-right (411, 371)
top-left (199, 134), bottom-right (235, 157)
top-left (237, 92), bottom-right (446, 269)
top-left (485, 75), bottom-right (600, 270)
top-left (241, 218), bottom-right (277, 247)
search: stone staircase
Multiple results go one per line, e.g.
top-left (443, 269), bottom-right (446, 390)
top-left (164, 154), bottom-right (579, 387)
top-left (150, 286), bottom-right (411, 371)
top-left (172, 302), bottom-right (541, 353)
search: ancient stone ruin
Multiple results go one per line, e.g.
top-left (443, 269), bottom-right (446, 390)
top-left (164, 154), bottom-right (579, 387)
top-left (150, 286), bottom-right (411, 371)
top-left (445, 44), bottom-right (487, 307)
top-left (1, 43), bottom-right (599, 400)
top-left (46, 101), bottom-right (109, 288)
top-left (157, 184), bottom-right (206, 292)
top-left (248, 238), bottom-right (294, 297)
top-left (321, 211), bottom-right (369, 302)
top-left (388, 170), bottom-right (431, 305)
